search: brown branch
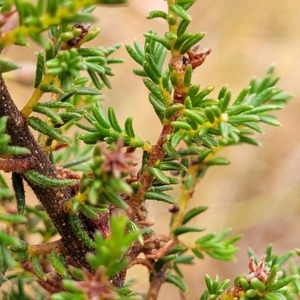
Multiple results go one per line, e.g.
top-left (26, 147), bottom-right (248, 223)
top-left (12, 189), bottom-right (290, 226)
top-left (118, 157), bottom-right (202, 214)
top-left (126, 122), bottom-right (175, 218)
top-left (0, 156), bottom-right (37, 173)
top-left (126, 53), bottom-right (192, 220)
top-left (0, 75), bottom-right (92, 270)
top-left (29, 239), bottom-right (65, 256)
top-left (146, 239), bottom-right (175, 260)
top-left (126, 56), bottom-right (187, 218)
top-left (126, 258), bottom-right (153, 272)
top-left (145, 263), bottom-right (170, 300)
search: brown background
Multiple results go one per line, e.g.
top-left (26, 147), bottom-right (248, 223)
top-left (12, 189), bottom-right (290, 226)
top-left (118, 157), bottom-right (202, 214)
top-left (4, 0), bottom-right (300, 299)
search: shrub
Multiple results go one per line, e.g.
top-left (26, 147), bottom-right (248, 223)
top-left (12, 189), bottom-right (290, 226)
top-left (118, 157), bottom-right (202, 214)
top-left (0, 1), bottom-right (297, 299)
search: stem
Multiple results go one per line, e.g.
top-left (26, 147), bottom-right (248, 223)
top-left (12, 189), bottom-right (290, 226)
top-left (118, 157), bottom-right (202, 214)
top-left (29, 239), bottom-right (64, 255)
top-left (167, 0), bottom-right (179, 57)
top-left (170, 165), bottom-right (200, 232)
top-left (20, 74), bottom-right (54, 118)
top-left (145, 263), bottom-right (170, 300)
top-left (0, 157), bottom-right (37, 173)
top-left (0, 75), bottom-right (92, 270)
top-left (127, 122), bottom-right (175, 218)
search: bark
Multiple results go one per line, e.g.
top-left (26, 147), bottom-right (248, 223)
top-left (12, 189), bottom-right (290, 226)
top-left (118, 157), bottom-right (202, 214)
top-left (0, 75), bottom-right (91, 270)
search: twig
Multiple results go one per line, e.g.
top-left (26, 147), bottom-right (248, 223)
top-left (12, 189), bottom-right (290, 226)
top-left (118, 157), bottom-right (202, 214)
top-left (0, 157), bottom-right (37, 173)
top-left (146, 239), bottom-right (175, 260)
top-left (126, 258), bottom-right (153, 272)
top-left (28, 239), bottom-right (65, 256)
top-left (145, 263), bottom-right (170, 300)
top-left (0, 75), bottom-right (92, 270)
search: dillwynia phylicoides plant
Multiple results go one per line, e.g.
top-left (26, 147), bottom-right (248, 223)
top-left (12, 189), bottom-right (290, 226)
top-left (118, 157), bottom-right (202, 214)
top-left (0, 0), bottom-right (298, 299)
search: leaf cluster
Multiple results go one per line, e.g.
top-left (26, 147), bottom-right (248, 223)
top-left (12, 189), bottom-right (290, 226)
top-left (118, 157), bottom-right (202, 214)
top-left (0, 0), bottom-right (295, 300)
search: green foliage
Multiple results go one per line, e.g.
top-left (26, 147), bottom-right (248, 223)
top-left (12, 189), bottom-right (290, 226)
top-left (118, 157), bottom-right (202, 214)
top-left (209, 245), bottom-right (300, 300)
top-left (51, 215), bottom-right (139, 299)
top-left (0, 0), bottom-right (295, 300)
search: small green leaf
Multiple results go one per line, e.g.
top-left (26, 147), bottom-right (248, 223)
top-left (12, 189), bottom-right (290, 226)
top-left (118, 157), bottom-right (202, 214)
top-left (233, 86), bottom-right (251, 105)
top-left (250, 277), bottom-right (265, 293)
top-left (32, 105), bottom-right (63, 124)
top-left (228, 115), bottom-right (260, 123)
top-left (149, 94), bottom-right (167, 115)
top-left (148, 167), bottom-right (170, 184)
top-left (187, 85), bottom-right (200, 99)
top-left (10, 239), bottom-right (28, 252)
top-left (144, 191), bottom-right (177, 204)
top-left (173, 226), bottom-right (205, 236)
top-left (182, 206), bottom-right (208, 225)
top-left (183, 109), bottom-right (205, 124)
top-left (0, 60), bottom-right (20, 73)
top-left (107, 107), bottom-right (122, 133)
top-left (146, 10), bottom-right (168, 19)
top-left (70, 214), bottom-right (96, 249)
top-left (88, 69), bottom-right (102, 90)
top-left (196, 233), bottom-right (215, 244)
top-left (38, 101), bottom-right (74, 109)
top-left (124, 117), bottom-right (135, 137)
top-left (171, 131), bottom-right (182, 148)
top-left (267, 275), bottom-right (298, 291)
top-left (206, 157), bottom-right (230, 166)
top-left (75, 87), bottom-right (101, 95)
top-left (239, 136), bottom-right (261, 146)
top-left (143, 32), bottom-right (171, 50)
top-left (133, 69), bottom-right (148, 77)
top-left (28, 116), bottom-right (69, 143)
top-left (80, 204), bottom-right (99, 219)
top-left (163, 143), bottom-right (180, 159)
top-left (149, 185), bottom-right (174, 192)
top-left (249, 87), bottom-right (274, 107)
top-left (180, 32), bottom-right (206, 54)
top-left (173, 255), bottom-right (194, 264)
top-left (219, 90), bottom-right (231, 112)
top-left (204, 108), bottom-right (215, 123)
top-left (85, 62), bottom-right (105, 75)
top-left (39, 84), bottom-right (65, 94)
top-left (184, 64), bottom-right (193, 87)
top-left (0, 214), bottom-right (27, 223)
top-left (259, 115), bottom-right (281, 126)
top-left (165, 273), bottom-right (188, 292)
top-left (275, 250), bottom-right (294, 267)
top-left (103, 189), bottom-right (128, 209)
top-left (26, 170), bottom-right (75, 188)
top-left (143, 60), bottom-right (160, 84)
top-left (143, 78), bottom-right (166, 104)
top-left (169, 4), bottom-right (191, 21)
top-left (172, 121), bottom-right (192, 131)
top-left (177, 19), bottom-right (190, 37)
top-left (160, 161), bottom-right (186, 171)
top-left (50, 251), bottom-right (68, 277)
top-left (266, 265), bottom-right (279, 285)
top-left (227, 104), bottom-right (253, 116)
top-left (204, 274), bottom-right (213, 293)
top-left (79, 132), bottom-right (105, 144)
top-left (12, 172), bottom-right (25, 215)
top-left (219, 122), bottom-right (229, 139)
top-left (193, 86), bottom-right (214, 106)
top-left (92, 103), bottom-right (111, 129)
top-left (34, 51), bottom-right (45, 88)
top-left (174, 32), bottom-right (193, 51)
top-left (31, 255), bottom-right (47, 280)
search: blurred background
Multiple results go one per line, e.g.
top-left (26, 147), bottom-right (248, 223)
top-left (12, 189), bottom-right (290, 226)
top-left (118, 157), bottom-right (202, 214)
top-left (4, 0), bottom-right (300, 299)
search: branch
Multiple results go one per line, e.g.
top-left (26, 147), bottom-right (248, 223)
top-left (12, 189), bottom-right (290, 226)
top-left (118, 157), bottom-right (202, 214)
top-left (29, 239), bottom-right (65, 256)
top-left (146, 263), bottom-right (170, 300)
top-left (0, 75), bottom-right (92, 270)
